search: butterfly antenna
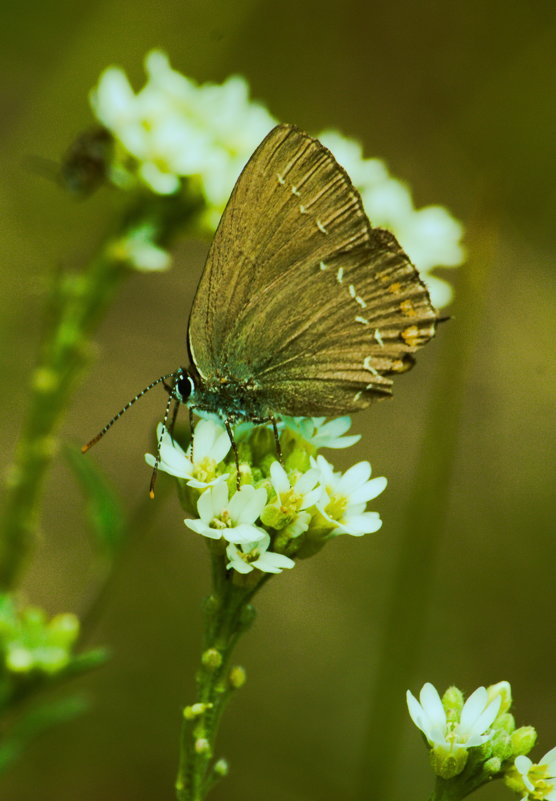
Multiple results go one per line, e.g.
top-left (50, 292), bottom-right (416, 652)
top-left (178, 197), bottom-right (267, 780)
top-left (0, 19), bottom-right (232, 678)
top-left (81, 372), bottom-right (176, 454)
top-left (149, 385), bottom-right (177, 499)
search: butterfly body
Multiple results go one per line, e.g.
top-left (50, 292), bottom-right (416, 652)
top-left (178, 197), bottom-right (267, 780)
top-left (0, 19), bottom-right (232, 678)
top-left (175, 365), bottom-right (270, 423)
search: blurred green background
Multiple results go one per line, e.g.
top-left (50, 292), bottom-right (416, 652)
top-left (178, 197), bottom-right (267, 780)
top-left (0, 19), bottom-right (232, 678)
top-left (1, 0), bottom-right (555, 799)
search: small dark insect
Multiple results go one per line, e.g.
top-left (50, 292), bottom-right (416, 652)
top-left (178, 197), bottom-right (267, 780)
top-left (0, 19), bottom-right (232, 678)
top-left (83, 124), bottom-right (438, 493)
top-left (60, 126), bottom-right (113, 196)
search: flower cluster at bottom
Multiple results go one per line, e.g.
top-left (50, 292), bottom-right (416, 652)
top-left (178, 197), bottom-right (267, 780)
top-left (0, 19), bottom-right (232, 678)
top-left (145, 416), bottom-right (386, 577)
top-left (407, 681), bottom-right (556, 801)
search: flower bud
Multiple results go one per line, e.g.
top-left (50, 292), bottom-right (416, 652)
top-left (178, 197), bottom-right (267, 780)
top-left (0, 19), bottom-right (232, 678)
top-left (430, 745), bottom-right (468, 779)
top-left (194, 738), bottom-right (211, 755)
top-left (229, 666), bottom-right (246, 689)
top-left (201, 648), bottom-right (222, 670)
top-left (484, 756), bottom-right (502, 775)
top-left (487, 681), bottom-right (512, 715)
top-left (511, 726), bottom-right (537, 756)
top-left (442, 686), bottom-right (464, 722)
top-left (213, 758), bottom-right (229, 777)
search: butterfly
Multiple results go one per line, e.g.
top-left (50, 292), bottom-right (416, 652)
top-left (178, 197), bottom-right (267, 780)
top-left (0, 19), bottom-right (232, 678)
top-left (83, 123), bottom-right (438, 491)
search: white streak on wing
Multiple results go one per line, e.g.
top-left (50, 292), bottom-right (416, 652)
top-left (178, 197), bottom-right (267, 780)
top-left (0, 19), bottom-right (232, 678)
top-left (277, 173), bottom-right (286, 185)
top-left (374, 329), bottom-right (385, 347)
top-left (364, 356), bottom-right (379, 376)
top-left (316, 219), bottom-right (328, 234)
top-left (291, 185), bottom-right (301, 196)
top-left (319, 261), bottom-right (328, 271)
top-left (356, 295), bottom-right (367, 309)
top-left (336, 267), bottom-right (344, 284)
top-left (299, 205), bottom-right (308, 214)
top-left (356, 316), bottom-right (370, 325)
top-left (348, 284), bottom-right (356, 298)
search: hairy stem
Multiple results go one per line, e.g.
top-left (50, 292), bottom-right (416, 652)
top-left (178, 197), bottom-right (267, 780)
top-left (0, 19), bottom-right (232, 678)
top-left (176, 555), bottom-right (262, 801)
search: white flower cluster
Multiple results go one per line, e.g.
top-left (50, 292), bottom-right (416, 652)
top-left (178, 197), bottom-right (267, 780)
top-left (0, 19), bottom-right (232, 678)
top-left (90, 50), bottom-right (277, 231)
top-left (145, 417), bottom-right (386, 576)
top-left (90, 50), bottom-right (464, 306)
top-left (408, 680), bottom-right (556, 799)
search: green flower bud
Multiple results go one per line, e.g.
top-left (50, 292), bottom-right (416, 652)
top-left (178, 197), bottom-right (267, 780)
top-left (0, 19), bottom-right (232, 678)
top-left (284, 446), bottom-right (311, 474)
top-left (430, 745), bottom-right (468, 779)
top-left (201, 648), bottom-right (222, 670)
top-left (443, 686), bottom-right (464, 723)
top-left (213, 758), bottom-right (229, 777)
top-left (484, 756), bottom-right (502, 775)
top-left (184, 702), bottom-right (213, 720)
top-left (229, 666), bottom-right (246, 689)
top-left (260, 504), bottom-right (287, 530)
top-left (511, 726), bottom-right (537, 756)
top-left (6, 646), bottom-right (33, 672)
top-left (493, 712), bottom-right (515, 733)
top-left (49, 613), bottom-right (80, 646)
top-left (33, 367), bottom-right (59, 394)
top-left (489, 728), bottom-right (513, 761)
top-left (194, 738), bottom-right (211, 755)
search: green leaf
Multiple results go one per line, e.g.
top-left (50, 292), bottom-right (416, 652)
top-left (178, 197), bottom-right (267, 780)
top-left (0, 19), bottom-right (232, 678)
top-left (64, 444), bottom-right (126, 557)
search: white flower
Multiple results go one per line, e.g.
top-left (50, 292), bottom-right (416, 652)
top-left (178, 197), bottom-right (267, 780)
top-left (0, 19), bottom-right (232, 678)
top-left (185, 483), bottom-right (267, 544)
top-left (90, 49), bottom-right (276, 225)
top-left (145, 419), bottom-right (230, 489)
top-left (513, 748), bottom-right (556, 801)
top-left (226, 533), bottom-right (295, 574)
top-left (283, 416), bottom-right (360, 449)
top-left (312, 455), bottom-right (386, 536)
top-left (319, 128), bottom-right (465, 308)
top-left (112, 223), bottom-right (171, 272)
top-left (406, 682), bottom-right (502, 751)
top-left (264, 461), bottom-right (321, 538)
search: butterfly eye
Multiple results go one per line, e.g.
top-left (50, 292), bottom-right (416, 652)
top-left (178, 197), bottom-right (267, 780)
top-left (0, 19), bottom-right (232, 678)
top-left (175, 369), bottom-right (195, 403)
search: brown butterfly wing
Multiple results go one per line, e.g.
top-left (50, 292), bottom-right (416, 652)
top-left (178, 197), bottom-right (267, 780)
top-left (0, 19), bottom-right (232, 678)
top-left (188, 124), bottom-right (437, 416)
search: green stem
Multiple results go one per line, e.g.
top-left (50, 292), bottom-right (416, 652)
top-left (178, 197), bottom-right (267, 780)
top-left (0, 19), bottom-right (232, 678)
top-left (0, 247), bottom-right (126, 589)
top-left (175, 555), bottom-right (262, 801)
top-left (0, 192), bottom-right (201, 590)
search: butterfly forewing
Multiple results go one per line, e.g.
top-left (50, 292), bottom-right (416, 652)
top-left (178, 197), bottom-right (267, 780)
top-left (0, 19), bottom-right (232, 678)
top-left (188, 123), bottom-right (438, 417)
top-left (188, 124), bottom-right (371, 374)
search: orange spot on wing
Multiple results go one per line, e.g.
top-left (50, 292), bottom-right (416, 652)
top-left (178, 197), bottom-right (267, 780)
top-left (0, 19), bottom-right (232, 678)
top-left (401, 325), bottom-right (421, 347)
top-left (400, 299), bottom-right (416, 316)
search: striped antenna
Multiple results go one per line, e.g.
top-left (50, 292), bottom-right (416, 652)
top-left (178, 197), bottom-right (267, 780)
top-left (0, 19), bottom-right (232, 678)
top-left (149, 386), bottom-right (177, 499)
top-left (81, 372), bottom-right (177, 454)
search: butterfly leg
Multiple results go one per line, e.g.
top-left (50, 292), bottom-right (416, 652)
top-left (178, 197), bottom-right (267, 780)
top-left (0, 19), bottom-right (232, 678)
top-left (187, 406), bottom-right (196, 460)
top-left (224, 418), bottom-right (241, 490)
top-left (270, 417), bottom-right (283, 464)
top-left (168, 399), bottom-right (180, 442)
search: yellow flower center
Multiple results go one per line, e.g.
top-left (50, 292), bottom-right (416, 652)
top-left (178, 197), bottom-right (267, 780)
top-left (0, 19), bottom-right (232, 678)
top-left (193, 457), bottom-right (217, 484)
top-left (528, 765), bottom-right (555, 799)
